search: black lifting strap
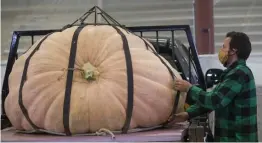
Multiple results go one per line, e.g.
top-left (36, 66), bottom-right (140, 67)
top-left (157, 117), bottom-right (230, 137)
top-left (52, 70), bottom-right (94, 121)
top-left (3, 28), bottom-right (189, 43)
top-left (19, 33), bottom-right (53, 131)
top-left (63, 25), bottom-right (86, 136)
top-left (111, 26), bottom-right (134, 134)
top-left (141, 39), bottom-right (181, 125)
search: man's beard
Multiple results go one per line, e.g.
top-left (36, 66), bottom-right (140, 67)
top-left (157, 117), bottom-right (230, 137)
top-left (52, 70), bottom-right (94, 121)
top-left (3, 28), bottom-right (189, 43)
top-left (223, 60), bottom-right (228, 67)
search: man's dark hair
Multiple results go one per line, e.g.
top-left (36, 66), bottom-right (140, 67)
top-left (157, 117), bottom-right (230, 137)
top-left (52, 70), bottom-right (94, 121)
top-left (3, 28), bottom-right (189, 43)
top-left (226, 31), bottom-right (252, 60)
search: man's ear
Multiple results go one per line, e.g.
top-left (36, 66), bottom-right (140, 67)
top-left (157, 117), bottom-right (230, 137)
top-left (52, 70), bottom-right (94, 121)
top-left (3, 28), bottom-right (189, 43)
top-left (229, 48), bottom-right (237, 55)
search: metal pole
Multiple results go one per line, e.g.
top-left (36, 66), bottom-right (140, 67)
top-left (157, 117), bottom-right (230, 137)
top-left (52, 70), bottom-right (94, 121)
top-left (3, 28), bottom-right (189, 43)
top-left (192, 0), bottom-right (196, 44)
top-left (97, 0), bottom-right (103, 23)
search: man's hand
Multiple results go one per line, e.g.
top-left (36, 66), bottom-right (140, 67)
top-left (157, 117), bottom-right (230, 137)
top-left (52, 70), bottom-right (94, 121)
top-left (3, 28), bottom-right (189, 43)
top-left (174, 79), bottom-right (192, 92)
top-left (167, 112), bottom-right (189, 126)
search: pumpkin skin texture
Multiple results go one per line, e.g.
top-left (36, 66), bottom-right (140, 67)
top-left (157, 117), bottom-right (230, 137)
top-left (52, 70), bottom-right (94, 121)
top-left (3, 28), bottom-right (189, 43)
top-left (5, 25), bottom-right (187, 134)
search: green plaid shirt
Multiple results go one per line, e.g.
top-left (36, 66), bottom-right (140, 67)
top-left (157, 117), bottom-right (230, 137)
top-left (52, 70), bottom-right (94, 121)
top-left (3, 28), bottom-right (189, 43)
top-left (186, 59), bottom-right (258, 142)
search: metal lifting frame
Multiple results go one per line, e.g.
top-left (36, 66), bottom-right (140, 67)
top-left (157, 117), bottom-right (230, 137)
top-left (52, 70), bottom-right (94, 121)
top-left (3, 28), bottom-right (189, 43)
top-left (1, 7), bottom-right (209, 139)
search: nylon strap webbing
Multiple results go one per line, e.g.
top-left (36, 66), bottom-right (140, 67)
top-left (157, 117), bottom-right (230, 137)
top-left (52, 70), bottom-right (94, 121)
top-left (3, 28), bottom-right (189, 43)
top-left (63, 25), bottom-right (86, 136)
top-left (63, 25), bottom-right (134, 135)
top-left (18, 25), bottom-right (178, 136)
top-left (141, 38), bottom-right (181, 125)
top-left (19, 33), bottom-right (53, 131)
top-left (110, 26), bottom-right (134, 134)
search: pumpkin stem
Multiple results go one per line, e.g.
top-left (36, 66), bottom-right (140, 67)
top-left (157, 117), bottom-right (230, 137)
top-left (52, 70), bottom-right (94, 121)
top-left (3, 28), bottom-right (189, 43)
top-left (81, 62), bottom-right (100, 81)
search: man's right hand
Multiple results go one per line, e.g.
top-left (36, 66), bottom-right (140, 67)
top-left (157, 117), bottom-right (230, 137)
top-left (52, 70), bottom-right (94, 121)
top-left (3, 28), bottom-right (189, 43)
top-left (167, 112), bottom-right (189, 126)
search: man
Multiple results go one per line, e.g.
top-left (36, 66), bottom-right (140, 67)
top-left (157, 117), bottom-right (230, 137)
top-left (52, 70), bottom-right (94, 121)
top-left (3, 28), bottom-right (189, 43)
top-left (170, 31), bottom-right (258, 142)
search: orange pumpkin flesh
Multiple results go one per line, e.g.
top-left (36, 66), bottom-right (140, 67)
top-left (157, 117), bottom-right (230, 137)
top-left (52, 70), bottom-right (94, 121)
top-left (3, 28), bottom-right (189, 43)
top-left (5, 25), bottom-right (187, 134)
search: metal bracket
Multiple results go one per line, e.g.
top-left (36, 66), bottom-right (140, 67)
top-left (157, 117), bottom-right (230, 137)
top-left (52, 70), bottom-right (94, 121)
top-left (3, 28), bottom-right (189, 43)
top-left (187, 115), bottom-right (214, 142)
top-left (188, 124), bottom-right (205, 142)
top-left (62, 6), bottom-right (126, 30)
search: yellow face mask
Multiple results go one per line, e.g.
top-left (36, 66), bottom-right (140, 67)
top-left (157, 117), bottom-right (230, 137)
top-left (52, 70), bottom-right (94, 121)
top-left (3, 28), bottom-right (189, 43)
top-left (218, 48), bottom-right (228, 65)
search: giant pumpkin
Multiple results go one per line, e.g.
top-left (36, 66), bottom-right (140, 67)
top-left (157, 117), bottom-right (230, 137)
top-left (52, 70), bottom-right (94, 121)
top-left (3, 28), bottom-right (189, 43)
top-left (5, 25), bottom-right (187, 134)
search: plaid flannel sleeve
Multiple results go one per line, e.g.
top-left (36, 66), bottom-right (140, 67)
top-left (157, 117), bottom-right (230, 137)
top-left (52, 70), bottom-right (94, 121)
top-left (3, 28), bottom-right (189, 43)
top-left (188, 70), bottom-right (244, 110)
top-left (186, 103), bottom-right (211, 119)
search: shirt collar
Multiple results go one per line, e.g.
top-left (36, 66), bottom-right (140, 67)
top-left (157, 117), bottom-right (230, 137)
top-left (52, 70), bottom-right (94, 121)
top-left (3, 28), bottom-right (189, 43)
top-left (220, 59), bottom-right (246, 80)
top-left (227, 59), bottom-right (246, 70)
